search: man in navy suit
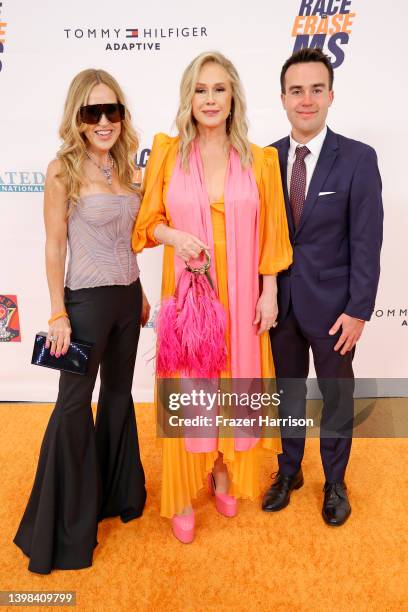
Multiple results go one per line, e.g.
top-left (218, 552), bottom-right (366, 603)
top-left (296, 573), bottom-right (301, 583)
top-left (262, 48), bottom-right (383, 525)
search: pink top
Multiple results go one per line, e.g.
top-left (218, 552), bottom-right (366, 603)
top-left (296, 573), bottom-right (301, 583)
top-left (65, 193), bottom-right (140, 290)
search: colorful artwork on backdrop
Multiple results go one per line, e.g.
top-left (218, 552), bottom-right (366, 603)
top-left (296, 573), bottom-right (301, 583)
top-left (292, 0), bottom-right (356, 68)
top-left (0, 295), bottom-right (21, 342)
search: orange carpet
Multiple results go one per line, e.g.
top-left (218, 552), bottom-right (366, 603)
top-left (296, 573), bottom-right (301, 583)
top-left (1, 401), bottom-right (407, 611)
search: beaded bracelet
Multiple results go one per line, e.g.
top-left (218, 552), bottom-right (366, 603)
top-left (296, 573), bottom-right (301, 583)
top-left (48, 310), bottom-right (69, 325)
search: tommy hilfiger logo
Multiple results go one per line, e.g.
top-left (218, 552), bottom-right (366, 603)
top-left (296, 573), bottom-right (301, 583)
top-left (375, 308), bottom-right (408, 327)
top-left (63, 25), bottom-right (208, 52)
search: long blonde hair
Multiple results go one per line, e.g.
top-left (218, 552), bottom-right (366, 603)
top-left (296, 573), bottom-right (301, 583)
top-left (176, 51), bottom-right (252, 171)
top-left (57, 68), bottom-right (139, 206)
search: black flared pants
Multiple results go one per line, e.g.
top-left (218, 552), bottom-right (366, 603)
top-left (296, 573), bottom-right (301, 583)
top-left (14, 280), bottom-right (146, 574)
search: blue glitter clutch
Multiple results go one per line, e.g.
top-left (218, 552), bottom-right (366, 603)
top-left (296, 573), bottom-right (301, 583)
top-left (31, 332), bottom-right (92, 376)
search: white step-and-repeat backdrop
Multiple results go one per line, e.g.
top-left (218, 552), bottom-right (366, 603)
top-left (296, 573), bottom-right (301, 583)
top-left (1, 0), bottom-right (407, 401)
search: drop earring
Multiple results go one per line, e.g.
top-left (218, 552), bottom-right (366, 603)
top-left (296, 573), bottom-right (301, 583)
top-left (227, 110), bottom-right (232, 132)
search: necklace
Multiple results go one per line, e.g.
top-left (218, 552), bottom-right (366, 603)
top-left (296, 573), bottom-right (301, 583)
top-left (85, 150), bottom-right (114, 185)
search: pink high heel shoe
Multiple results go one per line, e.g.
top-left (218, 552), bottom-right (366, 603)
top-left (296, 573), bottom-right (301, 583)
top-left (207, 472), bottom-right (237, 517)
top-left (171, 511), bottom-right (195, 544)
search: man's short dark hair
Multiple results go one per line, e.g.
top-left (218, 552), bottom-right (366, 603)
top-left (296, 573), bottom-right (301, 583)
top-left (280, 48), bottom-right (334, 93)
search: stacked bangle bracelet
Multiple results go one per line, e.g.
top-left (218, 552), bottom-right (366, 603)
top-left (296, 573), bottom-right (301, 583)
top-left (48, 311), bottom-right (69, 325)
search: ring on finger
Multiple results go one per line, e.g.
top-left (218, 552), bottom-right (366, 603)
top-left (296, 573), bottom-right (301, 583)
top-left (48, 335), bottom-right (57, 341)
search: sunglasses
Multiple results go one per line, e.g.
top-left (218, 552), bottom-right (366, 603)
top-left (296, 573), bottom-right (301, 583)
top-left (79, 103), bottom-right (125, 125)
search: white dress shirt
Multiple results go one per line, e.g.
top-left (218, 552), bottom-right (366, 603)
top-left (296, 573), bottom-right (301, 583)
top-left (287, 125), bottom-right (327, 197)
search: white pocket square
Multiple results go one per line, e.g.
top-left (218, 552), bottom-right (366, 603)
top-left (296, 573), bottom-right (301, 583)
top-left (319, 191), bottom-right (336, 196)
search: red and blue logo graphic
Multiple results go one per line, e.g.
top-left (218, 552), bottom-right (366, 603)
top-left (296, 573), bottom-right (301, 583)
top-left (292, 0), bottom-right (356, 68)
top-left (126, 28), bottom-right (139, 38)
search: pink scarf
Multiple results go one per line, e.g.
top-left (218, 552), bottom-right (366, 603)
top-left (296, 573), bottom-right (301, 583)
top-left (167, 140), bottom-right (261, 452)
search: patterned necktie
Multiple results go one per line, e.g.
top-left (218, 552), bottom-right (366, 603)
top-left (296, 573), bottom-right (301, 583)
top-left (289, 145), bottom-right (310, 227)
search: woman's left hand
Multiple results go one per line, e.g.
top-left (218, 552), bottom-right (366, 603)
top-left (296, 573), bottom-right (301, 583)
top-left (253, 291), bottom-right (278, 335)
top-left (141, 290), bottom-right (151, 327)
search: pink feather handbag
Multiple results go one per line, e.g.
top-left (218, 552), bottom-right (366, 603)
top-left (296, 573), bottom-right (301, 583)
top-left (156, 251), bottom-right (227, 377)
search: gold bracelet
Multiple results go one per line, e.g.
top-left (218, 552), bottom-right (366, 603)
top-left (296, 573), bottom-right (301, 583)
top-left (48, 310), bottom-right (69, 325)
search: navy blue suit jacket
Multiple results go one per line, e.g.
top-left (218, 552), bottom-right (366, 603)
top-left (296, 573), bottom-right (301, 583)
top-left (271, 126), bottom-right (383, 338)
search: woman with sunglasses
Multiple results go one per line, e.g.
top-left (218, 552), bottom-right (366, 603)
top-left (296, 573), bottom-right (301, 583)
top-left (14, 69), bottom-right (148, 574)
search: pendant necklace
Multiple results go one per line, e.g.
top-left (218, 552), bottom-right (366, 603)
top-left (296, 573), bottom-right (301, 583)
top-left (86, 150), bottom-right (114, 185)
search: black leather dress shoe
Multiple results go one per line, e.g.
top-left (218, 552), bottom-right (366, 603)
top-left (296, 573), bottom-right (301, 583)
top-left (322, 482), bottom-right (351, 526)
top-left (262, 469), bottom-right (304, 512)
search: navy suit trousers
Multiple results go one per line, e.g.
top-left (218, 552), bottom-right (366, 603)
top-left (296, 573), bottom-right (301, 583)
top-left (270, 304), bottom-right (354, 483)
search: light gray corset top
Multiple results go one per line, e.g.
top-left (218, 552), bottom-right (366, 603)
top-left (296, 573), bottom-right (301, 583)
top-left (65, 193), bottom-right (141, 290)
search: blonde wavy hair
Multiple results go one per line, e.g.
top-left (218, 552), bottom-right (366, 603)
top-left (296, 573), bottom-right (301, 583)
top-left (57, 68), bottom-right (139, 207)
top-left (176, 51), bottom-right (252, 171)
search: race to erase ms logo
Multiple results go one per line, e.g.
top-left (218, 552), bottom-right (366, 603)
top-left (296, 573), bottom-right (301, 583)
top-left (64, 24), bottom-right (208, 53)
top-left (0, 295), bottom-right (21, 342)
top-left (0, 171), bottom-right (45, 193)
top-left (292, 0), bottom-right (356, 68)
top-left (0, 2), bottom-right (7, 73)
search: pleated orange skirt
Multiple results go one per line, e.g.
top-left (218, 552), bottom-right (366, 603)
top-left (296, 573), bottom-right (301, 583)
top-left (159, 199), bottom-right (281, 518)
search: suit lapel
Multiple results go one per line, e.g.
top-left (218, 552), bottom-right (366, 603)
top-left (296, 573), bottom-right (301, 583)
top-left (296, 127), bottom-right (339, 236)
top-left (276, 137), bottom-right (294, 237)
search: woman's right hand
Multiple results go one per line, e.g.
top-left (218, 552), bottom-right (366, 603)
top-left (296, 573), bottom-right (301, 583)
top-left (170, 229), bottom-right (209, 262)
top-left (46, 316), bottom-right (71, 358)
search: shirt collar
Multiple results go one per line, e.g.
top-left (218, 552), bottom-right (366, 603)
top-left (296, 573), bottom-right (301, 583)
top-left (288, 125), bottom-right (327, 161)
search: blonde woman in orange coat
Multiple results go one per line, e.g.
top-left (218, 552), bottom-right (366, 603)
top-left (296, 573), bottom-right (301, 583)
top-left (133, 51), bottom-right (292, 543)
